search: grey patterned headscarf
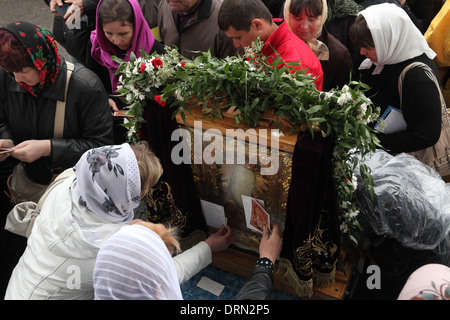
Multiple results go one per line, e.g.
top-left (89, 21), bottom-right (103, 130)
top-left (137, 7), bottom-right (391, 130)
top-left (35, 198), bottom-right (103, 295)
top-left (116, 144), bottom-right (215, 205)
top-left (74, 143), bottom-right (141, 222)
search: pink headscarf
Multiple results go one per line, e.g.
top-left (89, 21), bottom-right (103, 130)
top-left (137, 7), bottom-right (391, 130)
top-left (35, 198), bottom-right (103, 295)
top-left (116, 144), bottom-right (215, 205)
top-left (90, 0), bottom-right (155, 94)
top-left (398, 264), bottom-right (450, 300)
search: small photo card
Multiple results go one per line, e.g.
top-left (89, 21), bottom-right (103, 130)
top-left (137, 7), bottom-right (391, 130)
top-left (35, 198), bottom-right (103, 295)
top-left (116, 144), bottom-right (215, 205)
top-left (241, 195), bottom-right (270, 234)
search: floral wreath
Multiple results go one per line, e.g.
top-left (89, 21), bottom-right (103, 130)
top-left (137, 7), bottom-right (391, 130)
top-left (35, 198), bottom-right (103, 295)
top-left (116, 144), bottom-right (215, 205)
top-left (112, 39), bottom-right (381, 246)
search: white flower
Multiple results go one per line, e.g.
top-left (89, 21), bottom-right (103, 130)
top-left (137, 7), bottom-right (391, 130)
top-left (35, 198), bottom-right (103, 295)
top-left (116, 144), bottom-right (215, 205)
top-left (347, 174), bottom-right (357, 190)
top-left (337, 91), bottom-right (352, 105)
top-left (346, 208), bottom-right (359, 219)
top-left (359, 103), bottom-right (368, 115)
top-left (126, 93), bottom-right (133, 102)
top-left (323, 92), bottom-right (334, 100)
top-left (341, 201), bottom-right (351, 209)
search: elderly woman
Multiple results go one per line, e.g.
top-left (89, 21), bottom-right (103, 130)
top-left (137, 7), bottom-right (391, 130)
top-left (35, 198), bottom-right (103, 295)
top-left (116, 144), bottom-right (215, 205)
top-left (284, 0), bottom-right (354, 90)
top-left (4, 142), bottom-right (163, 299)
top-left (0, 21), bottom-right (113, 297)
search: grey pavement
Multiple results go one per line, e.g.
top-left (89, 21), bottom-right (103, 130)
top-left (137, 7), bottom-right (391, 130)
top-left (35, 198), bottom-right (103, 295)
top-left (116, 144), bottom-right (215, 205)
top-left (0, 0), bottom-right (69, 58)
top-left (0, 0), bottom-right (55, 31)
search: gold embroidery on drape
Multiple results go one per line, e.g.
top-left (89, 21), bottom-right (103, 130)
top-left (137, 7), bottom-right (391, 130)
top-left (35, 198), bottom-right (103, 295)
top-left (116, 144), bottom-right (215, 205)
top-left (279, 210), bottom-right (338, 297)
top-left (145, 180), bottom-right (188, 230)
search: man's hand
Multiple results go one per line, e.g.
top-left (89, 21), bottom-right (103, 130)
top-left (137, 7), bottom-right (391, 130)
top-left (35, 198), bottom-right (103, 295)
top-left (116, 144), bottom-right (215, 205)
top-left (259, 223), bottom-right (282, 264)
top-left (12, 139), bottom-right (51, 163)
top-left (64, 0), bottom-right (86, 19)
top-left (49, 0), bottom-right (86, 19)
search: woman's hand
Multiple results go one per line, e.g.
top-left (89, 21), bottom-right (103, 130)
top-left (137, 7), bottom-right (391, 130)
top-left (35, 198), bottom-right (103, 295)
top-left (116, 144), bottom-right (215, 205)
top-left (12, 139), bottom-right (51, 163)
top-left (204, 224), bottom-right (234, 253)
top-left (0, 139), bottom-right (14, 162)
top-left (109, 98), bottom-right (119, 115)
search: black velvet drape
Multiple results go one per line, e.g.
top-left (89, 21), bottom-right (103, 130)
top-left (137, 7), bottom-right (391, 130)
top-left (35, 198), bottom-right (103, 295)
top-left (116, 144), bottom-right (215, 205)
top-left (280, 130), bottom-right (342, 297)
top-left (140, 101), bottom-right (207, 240)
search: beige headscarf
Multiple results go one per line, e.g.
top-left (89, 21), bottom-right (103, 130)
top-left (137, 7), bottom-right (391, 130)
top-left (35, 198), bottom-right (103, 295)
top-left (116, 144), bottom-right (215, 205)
top-left (284, 0), bottom-right (329, 60)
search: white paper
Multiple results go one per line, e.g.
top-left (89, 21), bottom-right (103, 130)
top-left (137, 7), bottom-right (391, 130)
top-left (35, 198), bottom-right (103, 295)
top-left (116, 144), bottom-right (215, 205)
top-left (374, 106), bottom-right (407, 134)
top-left (200, 200), bottom-right (227, 228)
top-left (196, 276), bottom-right (225, 296)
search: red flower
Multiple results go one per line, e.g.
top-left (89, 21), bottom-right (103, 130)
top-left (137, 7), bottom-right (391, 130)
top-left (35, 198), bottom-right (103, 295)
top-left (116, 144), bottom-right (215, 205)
top-left (34, 58), bottom-right (44, 70)
top-left (181, 61), bottom-right (186, 68)
top-left (39, 69), bottom-right (47, 84)
top-left (154, 95), bottom-right (166, 107)
top-left (151, 57), bottom-right (163, 69)
top-left (137, 131), bottom-right (142, 138)
top-left (139, 63), bottom-right (146, 73)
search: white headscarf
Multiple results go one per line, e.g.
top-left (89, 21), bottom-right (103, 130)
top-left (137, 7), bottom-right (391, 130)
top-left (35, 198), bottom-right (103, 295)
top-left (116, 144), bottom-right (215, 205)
top-left (358, 3), bottom-right (436, 74)
top-left (93, 224), bottom-right (183, 300)
top-left (74, 143), bottom-right (141, 223)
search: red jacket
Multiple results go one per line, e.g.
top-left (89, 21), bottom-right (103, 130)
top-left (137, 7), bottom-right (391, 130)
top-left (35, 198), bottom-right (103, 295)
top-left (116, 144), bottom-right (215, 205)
top-left (262, 19), bottom-right (324, 91)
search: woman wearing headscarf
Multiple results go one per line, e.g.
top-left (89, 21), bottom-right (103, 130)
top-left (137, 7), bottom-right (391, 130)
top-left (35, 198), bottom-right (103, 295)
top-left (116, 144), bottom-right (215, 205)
top-left (284, 0), bottom-right (354, 90)
top-left (349, 3), bottom-right (449, 299)
top-left (93, 223), bottom-right (183, 300)
top-left (89, 0), bottom-right (164, 113)
top-left (4, 142), bottom-right (163, 299)
top-left (0, 21), bottom-right (113, 297)
top-left (349, 3), bottom-right (441, 154)
top-left (88, 0), bottom-right (209, 245)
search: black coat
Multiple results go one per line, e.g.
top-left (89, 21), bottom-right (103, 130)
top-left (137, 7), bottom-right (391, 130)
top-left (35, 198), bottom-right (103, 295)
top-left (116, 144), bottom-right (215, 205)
top-left (360, 53), bottom-right (442, 153)
top-left (0, 58), bottom-right (114, 182)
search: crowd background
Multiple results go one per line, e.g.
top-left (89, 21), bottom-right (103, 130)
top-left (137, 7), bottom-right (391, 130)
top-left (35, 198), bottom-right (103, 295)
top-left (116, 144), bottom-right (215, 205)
top-left (0, 0), bottom-right (449, 301)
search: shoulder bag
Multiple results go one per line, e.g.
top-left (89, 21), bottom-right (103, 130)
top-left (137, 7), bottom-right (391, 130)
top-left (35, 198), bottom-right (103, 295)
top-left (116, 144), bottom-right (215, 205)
top-left (398, 61), bottom-right (450, 178)
top-left (5, 169), bottom-right (75, 238)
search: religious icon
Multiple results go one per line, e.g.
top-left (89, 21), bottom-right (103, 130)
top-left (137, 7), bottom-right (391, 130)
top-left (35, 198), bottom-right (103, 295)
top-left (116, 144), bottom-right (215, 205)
top-left (250, 199), bottom-right (270, 233)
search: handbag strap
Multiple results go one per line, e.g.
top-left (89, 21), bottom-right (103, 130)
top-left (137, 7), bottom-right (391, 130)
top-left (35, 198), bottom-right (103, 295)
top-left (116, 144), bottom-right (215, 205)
top-left (54, 61), bottom-right (75, 139)
top-left (36, 168), bottom-right (75, 211)
top-left (398, 61), bottom-right (449, 125)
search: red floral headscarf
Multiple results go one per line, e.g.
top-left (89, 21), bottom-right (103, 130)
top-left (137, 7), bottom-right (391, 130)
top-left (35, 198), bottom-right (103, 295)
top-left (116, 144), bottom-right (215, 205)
top-left (0, 21), bottom-right (61, 96)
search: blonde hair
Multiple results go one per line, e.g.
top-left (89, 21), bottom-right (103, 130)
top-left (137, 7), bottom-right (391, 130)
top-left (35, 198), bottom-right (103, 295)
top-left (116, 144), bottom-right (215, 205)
top-left (133, 220), bottom-right (181, 255)
top-left (130, 141), bottom-right (163, 196)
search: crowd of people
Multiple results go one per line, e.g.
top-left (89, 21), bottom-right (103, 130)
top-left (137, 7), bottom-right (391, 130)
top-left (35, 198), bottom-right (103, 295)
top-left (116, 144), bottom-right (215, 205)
top-left (0, 0), bottom-right (448, 300)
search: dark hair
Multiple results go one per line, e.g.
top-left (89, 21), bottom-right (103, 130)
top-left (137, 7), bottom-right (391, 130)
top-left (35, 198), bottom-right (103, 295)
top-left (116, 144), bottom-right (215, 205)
top-left (218, 0), bottom-right (273, 31)
top-left (349, 15), bottom-right (375, 48)
top-left (289, 0), bottom-right (322, 18)
top-left (98, 0), bottom-right (134, 26)
top-left (0, 29), bottom-right (34, 72)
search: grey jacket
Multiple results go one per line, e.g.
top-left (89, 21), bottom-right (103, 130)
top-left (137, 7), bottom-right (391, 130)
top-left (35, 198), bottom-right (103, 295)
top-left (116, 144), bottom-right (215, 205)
top-left (158, 0), bottom-right (238, 60)
top-left (235, 265), bottom-right (273, 300)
